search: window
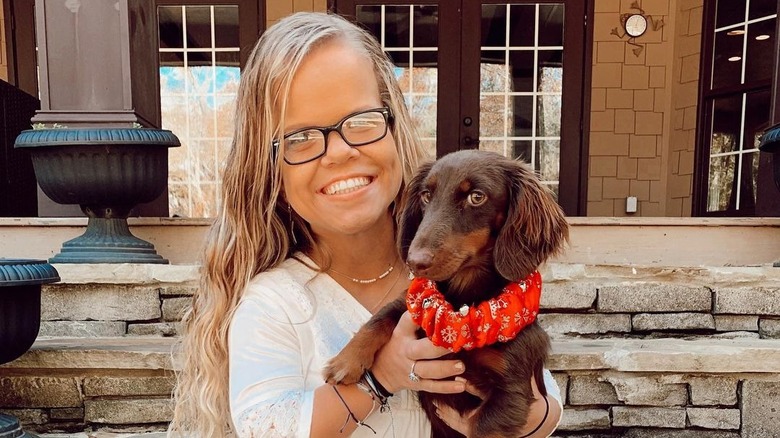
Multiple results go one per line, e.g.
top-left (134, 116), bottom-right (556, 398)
top-left (156, 0), bottom-right (261, 217)
top-left (695, 0), bottom-right (780, 216)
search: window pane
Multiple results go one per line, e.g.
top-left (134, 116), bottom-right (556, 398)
top-left (160, 53), bottom-right (185, 94)
top-left (215, 52), bottom-right (241, 94)
top-left (214, 6), bottom-right (239, 47)
top-left (744, 90), bottom-right (770, 151)
top-left (512, 140), bottom-right (532, 162)
top-left (159, 6), bottom-right (184, 49)
top-left (480, 94), bottom-right (508, 137)
top-left (413, 50), bottom-right (437, 68)
top-left (215, 51), bottom-right (240, 68)
top-left (185, 6), bottom-right (212, 49)
top-left (481, 139), bottom-right (505, 155)
top-left (711, 96), bottom-right (743, 154)
top-left (707, 154), bottom-right (736, 212)
top-left (511, 95), bottom-right (533, 136)
top-left (409, 96), bottom-right (437, 138)
top-left (715, 0), bottom-right (746, 29)
top-left (536, 139), bottom-right (560, 182)
top-left (481, 57), bottom-right (507, 92)
top-left (745, 17), bottom-right (776, 83)
top-left (539, 49), bottom-right (563, 70)
top-left (537, 94), bottom-right (561, 137)
top-left (509, 4), bottom-right (535, 46)
top-left (387, 50), bottom-right (409, 67)
top-left (539, 64), bottom-right (563, 93)
top-left (509, 50), bottom-right (534, 92)
top-left (413, 5), bottom-right (438, 47)
top-left (356, 5), bottom-right (381, 38)
top-left (712, 28), bottom-right (744, 89)
top-left (482, 4), bottom-right (507, 47)
top-left (160, 51), bottom-right (184, 68)
top-left (385, 6), bottom-right (411, 48)
top-left (749, 0), bottom-right (777, 20)
top-left (538, 4), bottom-right (564, 47)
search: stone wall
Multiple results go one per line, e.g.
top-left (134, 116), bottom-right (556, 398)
top-left (1, 263), bottom-right (780, 436)
top-left (36, 265), bottom-right (198, 338)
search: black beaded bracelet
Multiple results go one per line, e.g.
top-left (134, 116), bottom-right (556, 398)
top-left (364, 369), bottom-right (393, 399)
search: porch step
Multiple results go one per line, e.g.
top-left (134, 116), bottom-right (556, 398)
top-left (2, 261), bottom-right (780, 436)
top-left (4, 335), bottom-right (780, 374)
top-left (3, 335), bottom-right (780, 436)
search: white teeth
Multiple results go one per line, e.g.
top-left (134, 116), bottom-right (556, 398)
top-left (324, 177), bottom-right (371, 195)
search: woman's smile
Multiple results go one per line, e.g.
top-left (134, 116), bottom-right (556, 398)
top-left (322, 176), bottom-right (373, 195)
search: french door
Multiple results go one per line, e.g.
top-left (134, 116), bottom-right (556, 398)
top-left (335, 0), bottom-right (589, 215)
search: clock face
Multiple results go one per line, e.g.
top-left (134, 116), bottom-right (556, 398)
top-left (625, 14), bottom-right (648, 37)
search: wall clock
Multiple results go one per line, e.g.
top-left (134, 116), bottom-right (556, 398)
top-left (624, 13), bottom-right (648, 38)
top-left (611, 1), bottom-right (665, 56)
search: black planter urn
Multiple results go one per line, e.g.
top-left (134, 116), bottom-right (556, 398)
top-left (0, 259), bottom-right (60, 437)
top-left (758, 123), bottom-right (780, 267)
top-left (14, 128), bottom-right (180, 264)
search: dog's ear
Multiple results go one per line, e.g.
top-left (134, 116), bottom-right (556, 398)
top-left (397, 161), bottom-right (434, 261)
top-left (494, 161), bottom-right (569, 280)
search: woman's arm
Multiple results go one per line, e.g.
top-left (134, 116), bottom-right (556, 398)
top-left (311, 311), bottom-right (467, 436)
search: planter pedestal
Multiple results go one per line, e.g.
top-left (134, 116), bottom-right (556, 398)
top-left (14, 128), bottom-right (180, 264)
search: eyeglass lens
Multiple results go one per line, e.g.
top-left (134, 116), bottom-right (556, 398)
top-left (283, 110), bottom-right (388, 164)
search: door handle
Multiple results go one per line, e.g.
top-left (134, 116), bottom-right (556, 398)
top-left (463, 136), bottom-right (480, 147)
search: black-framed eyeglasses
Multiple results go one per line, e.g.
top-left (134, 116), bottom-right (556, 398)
top-left (273, 107), bottom-right (393, 165)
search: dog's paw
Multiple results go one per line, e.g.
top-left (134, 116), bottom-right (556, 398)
top-left (323, 354), bottom-right (367, 385)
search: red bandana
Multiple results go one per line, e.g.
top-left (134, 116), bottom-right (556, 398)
top-left (406, 271), bottom-right (542, 352)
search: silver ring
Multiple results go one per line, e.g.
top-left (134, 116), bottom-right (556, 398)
top-left (408, 361), bottom-right (420, 382)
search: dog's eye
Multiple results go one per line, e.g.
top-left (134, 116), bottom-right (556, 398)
top-left (420, 190), bottom-right (432, 204)
top-left (467, 191), bottom-right (487, 206)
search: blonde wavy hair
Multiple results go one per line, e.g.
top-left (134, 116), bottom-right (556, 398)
top-left (169, 12), bottom-right (427, 437)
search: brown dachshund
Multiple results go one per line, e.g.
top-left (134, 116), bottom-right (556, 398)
top-left (324, 149), bottom-right (569, 437)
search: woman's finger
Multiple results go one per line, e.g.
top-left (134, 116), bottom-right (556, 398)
top-left (455, 376), bottom-right (485, 399)
top-left (396, 311), bottom-right (451, 359)
top-left (433, 402), bottom-right (475, 436)
top-left (417, 378), bottom-right (466, 394)
top-left (411, 359), bottom-right (465, 380)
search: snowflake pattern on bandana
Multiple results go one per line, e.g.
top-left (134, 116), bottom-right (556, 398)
top-left (406, 271), bottom-right (543, 352)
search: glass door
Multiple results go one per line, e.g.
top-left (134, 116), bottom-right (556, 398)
top-left (355, 4), bottom-right (441, 158)
top-left (337, 0), bottom-right (588, 215)
top-left (476, 3), bottom-right (565, 199)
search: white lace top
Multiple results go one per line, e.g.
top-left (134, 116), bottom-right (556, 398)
top-left (228, 254), bottom-right (561, 438)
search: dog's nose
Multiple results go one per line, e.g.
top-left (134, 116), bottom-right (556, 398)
top-left (407, 249), bottom-right (434, 275)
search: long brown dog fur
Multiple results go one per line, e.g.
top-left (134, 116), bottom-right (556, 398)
top-left (324, 149), bottom-right (569, 437)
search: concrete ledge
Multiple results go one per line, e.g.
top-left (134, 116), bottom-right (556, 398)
top-left (550, 338), bottom-right (780, 373)
top-left (5, 337), bottom-right (780, 375)
top-left (2, 217), bottom-right (780, 266)
top-left (1, 338), bottom-right (177, 371)
top-left (43, 262), bottom-right (780, 286)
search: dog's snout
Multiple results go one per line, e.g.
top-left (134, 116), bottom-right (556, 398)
top-left (407, 248), bottom-right (435, 275)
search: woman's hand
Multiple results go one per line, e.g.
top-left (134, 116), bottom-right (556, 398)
top-left (370, 311), bottom-right (466, 394)
top-left (434, 374), bottom-right (562, 438)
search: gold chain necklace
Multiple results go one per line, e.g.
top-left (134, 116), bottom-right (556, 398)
top-left (368, 267), bottom-right (405, 313)
top-left (329, 260), bottom-right (396, 284)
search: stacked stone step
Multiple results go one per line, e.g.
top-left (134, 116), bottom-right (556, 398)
top-left (0, 263), bottom-right (778, 436)
top-left (541, 264), bottom-right (780, 438)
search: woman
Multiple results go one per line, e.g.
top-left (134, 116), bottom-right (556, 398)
top-left (169, 12), bottom-right (562, 437)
